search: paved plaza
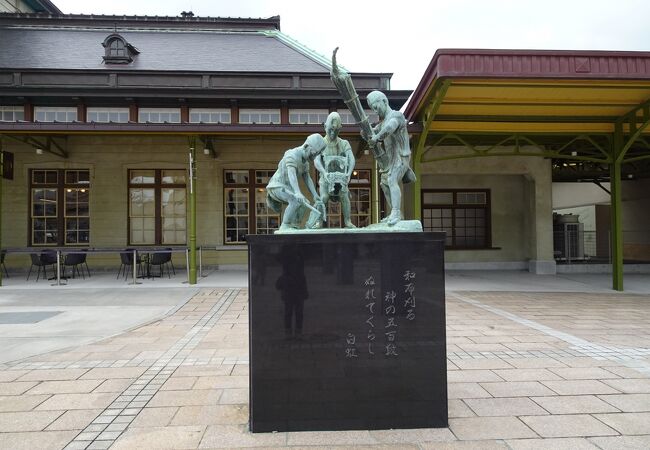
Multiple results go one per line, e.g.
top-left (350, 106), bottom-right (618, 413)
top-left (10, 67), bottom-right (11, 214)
top-left (0, 271), bottom-right (649, 449)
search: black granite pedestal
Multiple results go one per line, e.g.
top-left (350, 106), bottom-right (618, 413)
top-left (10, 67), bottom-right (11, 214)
top-left (247, 232), bottom-right (447, 433)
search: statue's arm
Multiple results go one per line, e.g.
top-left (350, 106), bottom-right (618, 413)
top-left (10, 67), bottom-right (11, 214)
top-left (287, 166), bottom-right (304, 201)
top-left (302, 169), bottom-right (320, 202)
top-left (313, 155), bottom-right (326, 178)
top-left (374, 116), bottom-right (399, 141)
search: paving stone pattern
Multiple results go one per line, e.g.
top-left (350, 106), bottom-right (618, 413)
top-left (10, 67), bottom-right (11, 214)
top-left (0, 288), bottom-right (648, 449)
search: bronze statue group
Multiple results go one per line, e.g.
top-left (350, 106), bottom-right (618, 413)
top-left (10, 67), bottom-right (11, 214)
top-left (266, 49), bottom-right (415, 232)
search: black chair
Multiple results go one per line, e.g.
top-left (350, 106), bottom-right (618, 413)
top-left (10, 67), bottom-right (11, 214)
top-left (63, 252), bottom-right (86, 279)
top-left (149, 250), bottom-right (172, 279)
top-left (164, 248), bottom-right (176, 275)
top-left (118, 249), bottom-right (143, 280)
top-left (41, 250), bottom-right (59, 280)
top-left (80, 249), bottom-right (91, 278)
top-left (0, 250), bottom-right (8, 278)
top-left (27, 251), bottom-right (57, 281)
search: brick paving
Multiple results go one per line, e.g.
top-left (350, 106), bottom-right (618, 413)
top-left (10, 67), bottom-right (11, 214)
top-left (0, 287), bottom-right (648, 449)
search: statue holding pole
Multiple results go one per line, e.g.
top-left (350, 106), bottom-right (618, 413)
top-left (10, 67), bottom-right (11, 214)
top-left (330, 48), bottom-right (416, 226)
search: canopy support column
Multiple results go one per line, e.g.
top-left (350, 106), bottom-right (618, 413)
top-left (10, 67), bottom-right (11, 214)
top-left (610, 100), bottom-right (650, 291)
top-left (0, 138), bottom-right (3, 287)
top-left (372, 161), bottom-right (380, 224)
top-left (609, 153), bottom-right (623, 291)
top-left (188, 137), bottom-right (197, 285)
top-left (412, 79), bottom-right (450, 220)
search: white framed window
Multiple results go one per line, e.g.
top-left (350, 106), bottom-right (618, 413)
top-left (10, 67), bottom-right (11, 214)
top-left (128, 169), bottom-right (187, 245)
top-left (87, 107), bottom-right (129, 123)
top-left (0, 106), bottom-right (24, 122)
top-left (30, 169), bottom-right (91, 246)
top-left (288, 109), bottom-right (329, 125)
top-left (138, 108), bottom-right (181, 124)
top-left (34, 107), bottom-right (77, 123)
top-left (238, 109), bottom-right (281, 124)
top-left (189, 108), bottom-right (231, 124)
top-left (338, 109), bottom-right (379, 125)
top-left (224, 169), bottom-right (280, 244)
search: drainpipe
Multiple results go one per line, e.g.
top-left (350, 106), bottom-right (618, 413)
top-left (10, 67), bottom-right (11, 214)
top-left (188, 138), bottom-right (197, 285)
top-left (413, 147), bottom-right (422, 220)
top-left (372, 161), bottom-right (379, 223)
top-left (0, 141), bottom-right (3, 287)
top-left (610, 124), bottom-right (624, 291)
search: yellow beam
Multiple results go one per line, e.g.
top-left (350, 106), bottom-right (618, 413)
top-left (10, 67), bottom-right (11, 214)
top-left (452, 78), bottom-right (650, 88)
top-left (439, 104), bottom-right (634, 117)
top-left (429, 121), bottom-right (616, 133)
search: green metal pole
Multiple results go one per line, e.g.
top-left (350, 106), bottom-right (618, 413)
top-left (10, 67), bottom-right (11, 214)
top-left (410, 80), bottom-right (450, 222)
top-left (0, 141), bottom-right (3, 287)
top-left (610, 124), bottom-right (624, 291)
top-left (372, 160), bottom-right (380, 224)
top-left (413, 147), bottom-right (422, 221)
top-left (188, 138), bottom-right (197, 285)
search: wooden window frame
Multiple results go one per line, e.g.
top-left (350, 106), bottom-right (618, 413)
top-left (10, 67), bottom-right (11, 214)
top-left (223, 169), bottom-right (279, 244)
top-left (29, 169), bottom-right (90, 246)
top-left (87, 107), bottom-right (130, 123)
top-left (0, 106), bottom-right (24, 122)
top-left (238, 109), bottom-right (281, 125)
top-left (421, 189), bottom-right (491, 249)
top-left (34, 107), bottom-right (77, 123)
top-left (288, 108), bottom-right (330, 125)
top-left (337, 109), bottom-right (379, 125)
top-left (188, 108), bottom-right (231, 124)
top-left (137, 108), bottom-right (181, 124)
top-left (127, 169), bottom-right (187, 246)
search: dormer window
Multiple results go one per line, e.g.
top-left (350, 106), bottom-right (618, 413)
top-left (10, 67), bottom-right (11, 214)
top-left (102, 34), bottom-right (139, 64)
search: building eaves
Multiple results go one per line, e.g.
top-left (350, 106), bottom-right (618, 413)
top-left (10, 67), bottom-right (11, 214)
top-left (23, 0), bottom-right (63, 15)
top-left (405, 48), bottom-right (650, 120)
top-left (0, 122), bottom-right (367, 135)
top-left (263, 30), bottom-right (343, 72)
top-left (0, 12), bottom-right (281, 31)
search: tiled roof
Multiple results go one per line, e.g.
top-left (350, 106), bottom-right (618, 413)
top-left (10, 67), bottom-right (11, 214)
top-left (0, 24), bottom-right (330, 73)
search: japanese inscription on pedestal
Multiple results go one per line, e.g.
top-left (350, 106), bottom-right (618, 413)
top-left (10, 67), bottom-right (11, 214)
top-left (345, 270), bottom-right (416, 358)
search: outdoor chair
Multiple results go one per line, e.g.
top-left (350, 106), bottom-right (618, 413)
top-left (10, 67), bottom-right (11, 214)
top-left (0, 250), bottom-right (8, 278)
top-left (118, 249), bottom-right (143, 280)
top-left (63, 252), bottom-right (87, 279)
top-left (164, 247), bottom-right (177, 275)
top-left (80, 249), bottom-right (91, 278)
top-left (149, 250), bottom-right (172, 279)
top-left (27, 251), bottom-right (57, 281)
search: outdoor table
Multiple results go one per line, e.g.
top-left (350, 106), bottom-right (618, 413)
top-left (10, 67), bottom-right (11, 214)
top-left (2, 247), bottom-right (190, 286)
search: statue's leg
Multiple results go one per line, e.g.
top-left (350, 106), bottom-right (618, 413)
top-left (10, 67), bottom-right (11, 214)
top-left (341, 189), bottom-right (355, 228)
top-left (292, 203), bottom-right (308, 228)
top-left (317, 191), bottom-right (330, 229)
top-left (273, 189), bottom-right (300, 230)
top-left (380, 182), bottom-right (392, 223)
top-left (386, 164), bottom-right (406, 226)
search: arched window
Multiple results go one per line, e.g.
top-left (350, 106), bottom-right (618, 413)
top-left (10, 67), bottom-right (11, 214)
top-left (108, 38), bottom-right (126, 58)
top-left (102, 34), bottom-right (139, 64)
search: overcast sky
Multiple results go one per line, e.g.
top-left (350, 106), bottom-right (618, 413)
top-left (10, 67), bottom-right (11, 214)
top-left (53, 0), bottom-right (650, 91)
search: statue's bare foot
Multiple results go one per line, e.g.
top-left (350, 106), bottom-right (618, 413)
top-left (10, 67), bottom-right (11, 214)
top-left (386, 211), bottom-right (401, 226)
top-left (344, 221), bottom-right (356, 229)
top-left (380, 216), bottom-right (390, 223)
